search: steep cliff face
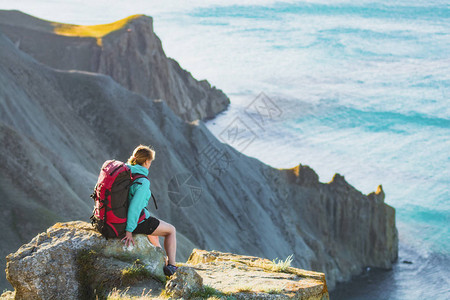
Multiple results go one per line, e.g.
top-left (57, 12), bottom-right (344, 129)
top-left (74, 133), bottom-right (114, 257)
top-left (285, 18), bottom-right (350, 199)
top-left (0, 24), bottom-right (397, 293)
top-left (275, 166), bottom-right (398, 283)
top-left (0, 10), bottom-right (230, 122)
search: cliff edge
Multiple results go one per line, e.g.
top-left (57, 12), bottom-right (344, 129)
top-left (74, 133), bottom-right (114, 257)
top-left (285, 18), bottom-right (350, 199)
top-left (4, 221), bottom-right (329, 300)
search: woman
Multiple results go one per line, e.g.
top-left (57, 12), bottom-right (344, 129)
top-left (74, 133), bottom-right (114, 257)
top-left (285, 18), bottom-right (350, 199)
top-left (121, 145), bottom-right (178, 276)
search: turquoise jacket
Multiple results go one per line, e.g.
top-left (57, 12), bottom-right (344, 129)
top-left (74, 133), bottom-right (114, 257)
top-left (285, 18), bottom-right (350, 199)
top-left (126, 163), bottom-right (151, 232)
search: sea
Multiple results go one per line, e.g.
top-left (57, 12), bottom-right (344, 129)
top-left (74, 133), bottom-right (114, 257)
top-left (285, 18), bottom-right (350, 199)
top-left (1, 1), bottom-right (449, 299)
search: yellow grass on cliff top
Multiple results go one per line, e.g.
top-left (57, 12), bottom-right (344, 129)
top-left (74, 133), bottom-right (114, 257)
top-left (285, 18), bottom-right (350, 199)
top-left (51, 14), bottom-right (145, 45)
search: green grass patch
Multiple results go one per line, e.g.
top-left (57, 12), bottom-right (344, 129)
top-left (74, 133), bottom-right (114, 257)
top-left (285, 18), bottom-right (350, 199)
top-left (189, 284), bottom-right (224, 298)
top-left (121, 260), bottom-right (153, 286)
top-left (236, 286), bottom-right (253, 293)
top-left (264, 286), bottom-right (285, 294)
top-left (107, 287), bottom-right (152, 299)
top-left (160, 284), bottom-right (237, 300)
top-left (270, 254), bottom-right (294, 272)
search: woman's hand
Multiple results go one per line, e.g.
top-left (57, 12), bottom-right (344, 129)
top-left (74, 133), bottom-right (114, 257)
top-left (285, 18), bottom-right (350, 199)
top-left (121, 231), bottom-right (135, 247)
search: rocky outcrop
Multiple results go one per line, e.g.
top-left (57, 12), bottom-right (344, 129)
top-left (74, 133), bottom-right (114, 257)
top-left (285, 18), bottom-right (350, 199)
top-left (0, 10), bottom-right (230, 122)
top-left (5, 222), bottom-right (328, 299)
top-left (6, 221), bottom-right (167, 299)
top-left (0, 20), bottom-right (397, 294)
top-left (164, 266), bottom-right (204, 299)
top-left (183, 248), bottom-right (329, 299)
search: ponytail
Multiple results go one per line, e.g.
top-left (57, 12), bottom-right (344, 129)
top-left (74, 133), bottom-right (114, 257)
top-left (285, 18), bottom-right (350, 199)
top-left (127, 145), bottom-right (155, 166)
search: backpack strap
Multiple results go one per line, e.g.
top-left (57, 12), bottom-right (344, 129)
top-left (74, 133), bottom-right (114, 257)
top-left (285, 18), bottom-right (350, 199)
top-left (151, 193), bottom-right (158, 210)
top-left (131, 173), bottom-right (158, 210)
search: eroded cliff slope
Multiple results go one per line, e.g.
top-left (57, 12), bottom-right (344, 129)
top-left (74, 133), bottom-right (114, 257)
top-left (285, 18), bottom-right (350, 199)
top-left (0, 10), bottom-right (230, 122)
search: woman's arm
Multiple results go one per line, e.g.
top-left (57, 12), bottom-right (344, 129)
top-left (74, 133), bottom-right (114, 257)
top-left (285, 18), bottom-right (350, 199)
top-left (125, 179), bottom-right (150, 233)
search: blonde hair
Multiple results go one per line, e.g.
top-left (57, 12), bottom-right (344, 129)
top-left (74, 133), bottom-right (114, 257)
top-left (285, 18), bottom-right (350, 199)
top-left (127, 145), bottom-right (155, 166)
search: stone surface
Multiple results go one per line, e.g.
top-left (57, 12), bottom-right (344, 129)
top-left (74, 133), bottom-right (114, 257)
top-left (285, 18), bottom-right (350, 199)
top-left (0, 10), bottom-right (230, 122)
top-left (164, 266), bottom-right (204, 298)
top-left (5, 221), bottom-right (166, 300)
top-left (184, 249), bottom-right (329, 299)
top-left (5, 242), bottom-right (330, 300)
top-left (0, 291), bottom-right (14, 300)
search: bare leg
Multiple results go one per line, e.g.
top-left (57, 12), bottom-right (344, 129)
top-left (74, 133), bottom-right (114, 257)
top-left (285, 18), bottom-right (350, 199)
top-left (150, 219), bottom-right (177, 265)
top-left (147, 235), bottom-right (167, 265)
top-left (147, 235), bottom-right (161, 248)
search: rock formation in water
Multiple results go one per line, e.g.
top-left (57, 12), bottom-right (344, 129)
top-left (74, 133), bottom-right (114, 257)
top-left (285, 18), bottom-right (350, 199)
top-left (0, 11), bottom-right (398, 292)
top-left (0, 10), bottom-right (230, 122)
top-left (5, 221), bottom-right (329, 299)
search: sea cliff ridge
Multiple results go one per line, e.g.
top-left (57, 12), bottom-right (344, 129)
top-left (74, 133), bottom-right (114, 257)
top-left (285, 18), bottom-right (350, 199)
top-left (0, 10), bottom-right (398, 294)
top-left (0, 10), bottom-right (230, 122)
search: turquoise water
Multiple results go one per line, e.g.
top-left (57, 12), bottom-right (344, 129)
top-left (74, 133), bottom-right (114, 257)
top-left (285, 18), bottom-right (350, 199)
top-left (191, 1), bottom-right (450, 298)
top-left (1, 0), bottom-right (449, 298)
top-left (195, 0), bottom-right (450, 253)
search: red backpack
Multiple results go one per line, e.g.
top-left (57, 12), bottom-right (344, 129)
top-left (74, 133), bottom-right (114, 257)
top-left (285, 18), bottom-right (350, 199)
top-left (90, 160), bottom-right (158, 239)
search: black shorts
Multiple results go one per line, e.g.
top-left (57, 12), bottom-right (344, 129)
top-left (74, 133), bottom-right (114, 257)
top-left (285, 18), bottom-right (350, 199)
top-left (133, 216), bottom-right (160, 235)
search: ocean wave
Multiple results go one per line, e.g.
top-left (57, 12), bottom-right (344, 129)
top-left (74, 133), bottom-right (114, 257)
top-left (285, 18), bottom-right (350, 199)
top-left (331, 244), bottom-right (450, 299)
top-left (295, 102), bottom-right (450, 131)
top-left (189, 2), bottom-right (450, 21)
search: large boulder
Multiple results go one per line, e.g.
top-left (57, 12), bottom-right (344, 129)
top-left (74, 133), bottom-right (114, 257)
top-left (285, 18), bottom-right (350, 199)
top-left (6, 221), bottom-right (166, 300)
top-left (182, 248), bottom-right (330, 299)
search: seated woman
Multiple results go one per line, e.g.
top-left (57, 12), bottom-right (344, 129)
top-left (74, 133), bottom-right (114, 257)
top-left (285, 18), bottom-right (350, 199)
top-left (121, 145), bottom-right (178, 276)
